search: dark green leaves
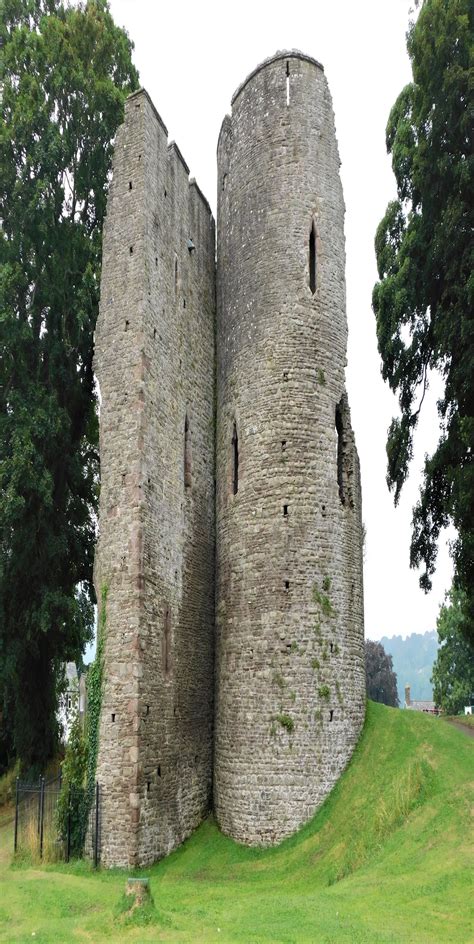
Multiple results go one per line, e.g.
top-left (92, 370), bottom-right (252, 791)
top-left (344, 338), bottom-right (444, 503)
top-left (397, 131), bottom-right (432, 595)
top-left (431, 588), bottom-right (474, 714)
top-left (0, 0), bottom-right (138, 771)
top-left (373, 0), bottom-right (473, 637)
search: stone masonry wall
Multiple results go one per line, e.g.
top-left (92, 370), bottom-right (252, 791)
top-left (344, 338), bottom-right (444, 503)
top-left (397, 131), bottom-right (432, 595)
top-left (94, 52), bottom-right (365, 865)
top-left (215, 52), bottom-right (365, 845)
top-left (94, 90), bottom-right (216, 867)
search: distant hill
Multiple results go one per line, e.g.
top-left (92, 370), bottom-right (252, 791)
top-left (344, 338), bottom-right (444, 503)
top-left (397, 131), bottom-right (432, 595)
top-left (379, 630), bottom-right (438, 705)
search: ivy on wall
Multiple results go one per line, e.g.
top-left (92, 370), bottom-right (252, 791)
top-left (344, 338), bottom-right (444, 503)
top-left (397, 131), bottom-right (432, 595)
top-left (84, 585), bottom-right (108, 810)
top-left (57, 584), bottom-right (107, 856)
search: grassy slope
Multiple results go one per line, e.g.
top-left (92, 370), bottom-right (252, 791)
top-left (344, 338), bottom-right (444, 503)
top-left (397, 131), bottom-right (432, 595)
top-left (0, 703), bottom-right (471, 944)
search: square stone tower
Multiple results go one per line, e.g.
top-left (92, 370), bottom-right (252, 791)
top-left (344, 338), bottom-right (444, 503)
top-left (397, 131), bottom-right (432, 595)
top-left (94, 90), bottom-right (216, 867)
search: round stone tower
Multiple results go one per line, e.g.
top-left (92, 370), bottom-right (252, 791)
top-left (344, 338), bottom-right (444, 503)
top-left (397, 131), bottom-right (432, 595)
top-left (215, 51), bottom-right (365, 845)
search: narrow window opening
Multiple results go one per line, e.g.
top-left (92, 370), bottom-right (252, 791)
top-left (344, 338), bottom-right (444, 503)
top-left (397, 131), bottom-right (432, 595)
top-left (111, 713), bottom-right (115, 723)
top-left (163, 607), bottom-right (171, 676)
top-left (309, 221), bottom-right (317, 294)
top-left (283, 371), bottom-right (289, 382)
top-left (129, 246), bottom-right (133, 255)
top-left (164, 188), bottom-right (167, 197)
top-left (129, 181), bottom-right (133, 191)
top-left (329, 709), bottom-right (334, 722)
top-left (330, 643), bottom-right (334, 654)
top-left (286, 61), bottom-right (290, 106)
top-left (125, 320), bottom-right (129, 331)
top-left (153, 327), bottom-right (157, 339)
top-left (157, 765), bottom-right (161, 777)
top-left (138, 153), bottom-right (141, 161)
top-left (283, 504), bottom-right (288, 518)
top-left (281, 440), bottom-right (287, 451)
top-left (147, 781), bottom-right (151, 792)
top-left (146, 705), bottom-right (150, 715)
top-left (184, 415), bottom-right (192, 488)
top-left (155, 256), bottom-right (158, 267)
top-left (174, 255), bottom-right (178, 294)
top-left (222, 173), bottom-right (227, 191)
top-left (121, 473), bottom-right (126, 485)
top-left (232, 422), bottom-right (239, 495)
top-left (335, 401), bottom-right (346, 505)
top-left (183, 298), bottom-right (186, 308)
top-left (284, 580), bottom-right (290, 591)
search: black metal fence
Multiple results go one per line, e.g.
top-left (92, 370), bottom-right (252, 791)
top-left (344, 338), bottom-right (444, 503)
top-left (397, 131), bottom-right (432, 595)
top-left (14, 775), bottom-right (102, 866)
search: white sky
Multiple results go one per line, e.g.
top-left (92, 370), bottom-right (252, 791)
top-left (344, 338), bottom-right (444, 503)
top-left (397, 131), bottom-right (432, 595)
top-left (107, 0), bottom-right (452, 641)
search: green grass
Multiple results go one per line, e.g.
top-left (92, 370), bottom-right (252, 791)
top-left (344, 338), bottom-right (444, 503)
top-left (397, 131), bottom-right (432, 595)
top-left (0, 702), bottom-right (472, 943)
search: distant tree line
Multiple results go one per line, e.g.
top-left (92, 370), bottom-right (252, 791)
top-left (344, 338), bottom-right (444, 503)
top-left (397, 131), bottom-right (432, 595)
top-left (380, 630), bottom-right (438, 704)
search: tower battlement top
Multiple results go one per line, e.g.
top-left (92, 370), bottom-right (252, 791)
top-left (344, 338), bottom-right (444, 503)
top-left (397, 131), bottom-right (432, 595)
top-left (230, 50), bottom-right (324, 106)
top-left (123, 87), bottom-right (212, 219)
top-left (126, 87), bottom-right (168, 135)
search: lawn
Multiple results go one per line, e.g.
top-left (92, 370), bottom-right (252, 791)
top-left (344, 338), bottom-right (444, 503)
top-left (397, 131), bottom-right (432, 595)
top-left (0, 702), bottom-right (471, 944)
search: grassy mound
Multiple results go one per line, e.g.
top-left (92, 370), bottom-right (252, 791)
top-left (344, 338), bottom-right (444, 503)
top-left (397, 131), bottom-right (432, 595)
top-left (0, 702), bottom-right (471, 943)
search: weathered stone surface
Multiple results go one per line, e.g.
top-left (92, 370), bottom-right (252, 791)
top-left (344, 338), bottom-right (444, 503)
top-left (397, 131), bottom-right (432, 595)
top-left (94, 90), bottom-right (216, 868)
top-left (94, 51), bottom-right (365, 867)
top-left (215, 51), bottom-right (365, 844)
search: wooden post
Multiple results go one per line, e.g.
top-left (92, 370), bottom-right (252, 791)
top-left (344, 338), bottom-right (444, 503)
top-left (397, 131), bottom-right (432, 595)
top-left (39, 777), bottom-right (45, 859)
top-left (66, 784), bottom-right (72, 862)
top-left (13, 777), bottom-right (19, 853)
top-left (37, 776), bottom-right (42, 835)
top-left (93, 781), bottom-right (100, 868)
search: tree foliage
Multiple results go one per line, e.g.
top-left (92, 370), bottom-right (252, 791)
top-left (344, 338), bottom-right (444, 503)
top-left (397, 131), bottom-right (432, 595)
top-left (431, 587), bottom-right (474, 715)
top-left (365, 640), bottom-right (399, 707)
top-left (372, 0), bottom-right (473, 639)
top-left (0, 0), bottom-right (138, 772)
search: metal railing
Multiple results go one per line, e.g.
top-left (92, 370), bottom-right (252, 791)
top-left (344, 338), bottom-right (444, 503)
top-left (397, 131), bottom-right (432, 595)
top-left (14, 775), bottom-right (102, 866)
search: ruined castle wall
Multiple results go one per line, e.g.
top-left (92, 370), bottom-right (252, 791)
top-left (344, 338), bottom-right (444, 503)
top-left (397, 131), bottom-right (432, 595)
top-left (94, 90), bottom-right (215, 867)
top-left (215, 52), bottom-right (365, 845)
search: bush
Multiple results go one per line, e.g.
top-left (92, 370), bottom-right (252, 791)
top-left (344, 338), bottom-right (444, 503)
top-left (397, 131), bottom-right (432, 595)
top-left (57, 710), bottom-right (88, 857)
top-left (0, 759), bottom-right (20, 808)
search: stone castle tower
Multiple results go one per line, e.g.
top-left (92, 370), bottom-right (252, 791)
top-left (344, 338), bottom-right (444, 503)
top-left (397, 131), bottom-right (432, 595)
top-left (94, 51), bottom-right (365, 867)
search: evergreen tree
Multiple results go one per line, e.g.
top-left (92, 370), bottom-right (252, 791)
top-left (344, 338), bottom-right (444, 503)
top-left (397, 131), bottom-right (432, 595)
top-left (0, 0), bottom-right (138, 772)
top-left (372, 0), bottom-right (473, 640)
top-left (365, 640), bottom-right (399, 707)
top-left (431, 588), bottom-right (474, 715)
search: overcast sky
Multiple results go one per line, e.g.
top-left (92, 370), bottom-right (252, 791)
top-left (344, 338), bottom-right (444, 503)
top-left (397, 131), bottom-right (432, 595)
top-left (107, 0), bottom-right (452, 641)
